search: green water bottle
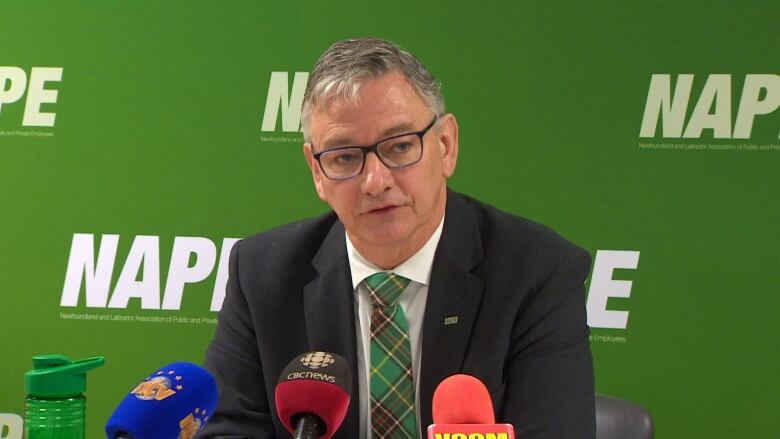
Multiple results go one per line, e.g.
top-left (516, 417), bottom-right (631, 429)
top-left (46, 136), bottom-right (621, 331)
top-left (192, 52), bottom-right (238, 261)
top-left (24, 354), bottom-right (105, 439)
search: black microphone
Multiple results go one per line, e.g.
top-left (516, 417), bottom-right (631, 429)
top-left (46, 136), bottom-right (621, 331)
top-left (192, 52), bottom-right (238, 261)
top-left (274, 351), bottom-right (351, 439)
top-left (104, 362), bottom-right (217, 439)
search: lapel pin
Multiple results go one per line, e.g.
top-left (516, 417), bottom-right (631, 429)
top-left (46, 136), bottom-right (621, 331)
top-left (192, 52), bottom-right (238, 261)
top-left (444, 316), bottom-right (459, 326)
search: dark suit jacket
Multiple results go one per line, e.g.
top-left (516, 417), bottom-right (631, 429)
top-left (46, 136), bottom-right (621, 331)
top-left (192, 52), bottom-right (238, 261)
top-left (198, 190), bottom-right (595, 439)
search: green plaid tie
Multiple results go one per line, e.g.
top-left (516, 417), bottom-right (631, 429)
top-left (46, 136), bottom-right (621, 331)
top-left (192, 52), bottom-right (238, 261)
top-left (365, 272), bottom-right (417, 439)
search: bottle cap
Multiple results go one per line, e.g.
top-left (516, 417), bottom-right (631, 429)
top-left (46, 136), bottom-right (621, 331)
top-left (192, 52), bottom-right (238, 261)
top-left (25, 354), bottom-right (105, 398)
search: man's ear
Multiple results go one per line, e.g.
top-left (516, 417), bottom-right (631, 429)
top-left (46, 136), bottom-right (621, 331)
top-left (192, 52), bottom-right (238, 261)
top-left (437, 113), bottom-right (459, 177)
top-left (303, 143), bottom-right (326, 200)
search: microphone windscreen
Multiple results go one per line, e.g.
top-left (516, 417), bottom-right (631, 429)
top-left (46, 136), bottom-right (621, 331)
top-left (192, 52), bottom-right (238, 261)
top-left (432, 374), bottom-right (495, 424)
top-left (274, 351), bottom-right (351, 439)
top-left (105, 362), bottom-right (217, 439)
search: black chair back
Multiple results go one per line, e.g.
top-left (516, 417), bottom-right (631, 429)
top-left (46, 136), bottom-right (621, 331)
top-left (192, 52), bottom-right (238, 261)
top-left (595, 394), bottom-right (654, 439)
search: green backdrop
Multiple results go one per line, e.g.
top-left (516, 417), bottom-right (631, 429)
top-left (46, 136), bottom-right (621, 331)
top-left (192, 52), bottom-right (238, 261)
top-left (2, 1), bottom-right (778, 438)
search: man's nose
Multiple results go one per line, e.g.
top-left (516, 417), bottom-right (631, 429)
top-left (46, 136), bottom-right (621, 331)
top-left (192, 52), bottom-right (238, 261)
top-left (361, 152), bottom-right (394, 196)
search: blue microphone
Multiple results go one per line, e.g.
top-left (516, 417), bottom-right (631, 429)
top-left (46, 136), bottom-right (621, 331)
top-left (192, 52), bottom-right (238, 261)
top-left (105, 362), bottom-right (217, 439)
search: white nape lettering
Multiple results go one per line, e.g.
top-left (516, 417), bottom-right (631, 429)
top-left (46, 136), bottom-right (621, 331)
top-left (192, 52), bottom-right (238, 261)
top-left (261, 71), bottom-right (309, 133)
top-left (587, 250), bottom-right (640, 329)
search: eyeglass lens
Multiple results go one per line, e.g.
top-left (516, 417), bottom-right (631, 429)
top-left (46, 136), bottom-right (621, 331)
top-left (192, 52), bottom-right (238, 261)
top-left (319, 133), bottom-right (423, 179)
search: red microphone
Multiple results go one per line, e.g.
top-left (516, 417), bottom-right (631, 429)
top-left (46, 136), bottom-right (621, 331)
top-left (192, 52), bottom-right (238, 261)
top-left (274, 351), bottom-right (351, 439)
top-left (428, 374), bottom-right (515, 439)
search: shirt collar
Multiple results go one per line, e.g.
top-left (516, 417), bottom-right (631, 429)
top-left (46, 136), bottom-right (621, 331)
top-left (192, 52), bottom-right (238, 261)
top-left (346, 214), bottom-right (445, 289)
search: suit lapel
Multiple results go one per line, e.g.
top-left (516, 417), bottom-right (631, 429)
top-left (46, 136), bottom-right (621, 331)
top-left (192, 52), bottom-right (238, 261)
top-left (302, 219), bottom-right (360, 439)
top-left (419, 191), bottom-right (485, 430)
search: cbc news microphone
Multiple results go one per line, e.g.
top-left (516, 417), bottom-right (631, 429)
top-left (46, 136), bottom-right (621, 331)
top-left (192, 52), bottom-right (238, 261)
top-left (105, 362), bottom-right (217, 439)
top-left (275, 351), bottom-right (351, 439)
top-left (427, 374), bottom-right (515, 439)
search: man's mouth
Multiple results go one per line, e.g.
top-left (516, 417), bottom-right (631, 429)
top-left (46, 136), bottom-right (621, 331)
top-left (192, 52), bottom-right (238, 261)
top-left (366, 204), bottom-right (401, 214)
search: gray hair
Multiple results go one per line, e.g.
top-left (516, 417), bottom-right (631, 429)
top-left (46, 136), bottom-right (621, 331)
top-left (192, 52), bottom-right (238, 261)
top-left (301, 37), bottom-right (445, 142)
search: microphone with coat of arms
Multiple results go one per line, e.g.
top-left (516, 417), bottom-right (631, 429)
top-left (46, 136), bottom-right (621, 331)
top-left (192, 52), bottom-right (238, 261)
top-left (104, 362), bottom-right (217, 439)
top-left (274, 351), bottom-right (351, 439)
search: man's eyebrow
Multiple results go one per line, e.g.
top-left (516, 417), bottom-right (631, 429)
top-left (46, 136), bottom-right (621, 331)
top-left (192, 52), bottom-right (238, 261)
top-left (321, 121), bottom-right (419, 150)
top-left (321, 136), bottom-right (356, 149)
top-left (379, 121), bottom-right (418, 139)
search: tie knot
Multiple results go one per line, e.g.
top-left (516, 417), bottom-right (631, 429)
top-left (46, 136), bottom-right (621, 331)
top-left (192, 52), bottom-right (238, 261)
top-left (365, 272), bottom-right (410, 308)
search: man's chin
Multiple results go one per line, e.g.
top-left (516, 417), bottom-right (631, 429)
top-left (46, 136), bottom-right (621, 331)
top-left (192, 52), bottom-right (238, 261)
top-left (352, 222), bottom-right (414, 248)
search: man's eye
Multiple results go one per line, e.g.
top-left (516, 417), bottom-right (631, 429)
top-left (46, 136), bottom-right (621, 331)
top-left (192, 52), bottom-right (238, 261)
top-left (383, 140), bottom-right (415, 155)
top-left (330, 150), bottom-right (361, 165)
top-left (336, 153), bottom-right (356, 163)
top-left (393, 142), bottom-right (412, 152)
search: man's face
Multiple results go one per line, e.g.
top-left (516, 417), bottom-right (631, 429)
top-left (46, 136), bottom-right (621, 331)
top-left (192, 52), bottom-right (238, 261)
top-left (304, 73), bottom-right (458, 265)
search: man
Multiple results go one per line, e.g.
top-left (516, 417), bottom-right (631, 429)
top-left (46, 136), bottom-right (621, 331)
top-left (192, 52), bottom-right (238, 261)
top-left (199, 37), bottom-right (595, 439)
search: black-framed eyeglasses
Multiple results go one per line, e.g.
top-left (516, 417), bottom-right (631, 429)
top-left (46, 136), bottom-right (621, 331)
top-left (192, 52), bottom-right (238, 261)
top-left (311, 116), bottom-right (438, 180)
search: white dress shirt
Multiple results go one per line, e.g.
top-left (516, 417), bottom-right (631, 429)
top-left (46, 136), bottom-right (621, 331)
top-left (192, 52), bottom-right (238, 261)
top-left (346, 215), bottom-right (445, 439)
